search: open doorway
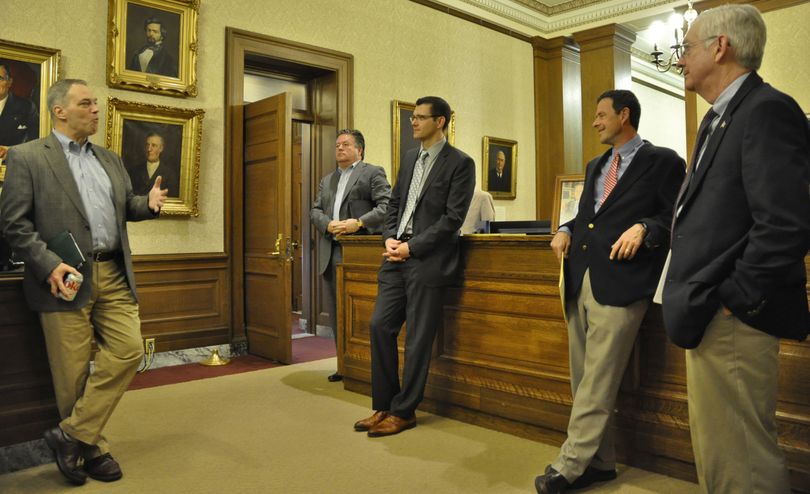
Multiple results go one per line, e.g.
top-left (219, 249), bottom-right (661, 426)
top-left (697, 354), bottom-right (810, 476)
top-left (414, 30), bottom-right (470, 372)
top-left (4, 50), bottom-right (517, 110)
top-left (225, 29), bottom-right (353, 363)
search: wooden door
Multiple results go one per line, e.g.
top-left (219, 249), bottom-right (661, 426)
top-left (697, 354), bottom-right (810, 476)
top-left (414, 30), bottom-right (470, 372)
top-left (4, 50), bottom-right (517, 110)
top-left (243, 93), bottom-right (293, 363)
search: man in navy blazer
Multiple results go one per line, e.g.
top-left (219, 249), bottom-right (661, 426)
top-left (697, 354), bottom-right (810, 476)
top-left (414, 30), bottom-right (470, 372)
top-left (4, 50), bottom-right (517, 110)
top-left (310, 129), bottom-right (391, 382)
top-left (535, 90), bottom-right (684, 494)
top-left (662, 5), bottom-right (810, 492)
top-left (353, 96), bottom-right (474, 437)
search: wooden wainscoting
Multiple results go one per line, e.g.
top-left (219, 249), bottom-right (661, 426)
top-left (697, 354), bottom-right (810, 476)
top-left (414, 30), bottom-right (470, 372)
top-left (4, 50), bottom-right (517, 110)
top-left (0, 252), bottom-right (230, 447)
top-left (338, 235), bottom-right (810, 491)
top-left (133, 253), bottom-right (230, 351)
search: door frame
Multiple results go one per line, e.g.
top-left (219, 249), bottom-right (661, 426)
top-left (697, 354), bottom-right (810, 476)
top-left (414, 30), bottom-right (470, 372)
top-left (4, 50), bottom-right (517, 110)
top-left (225, 28), bottom-right (353, 344)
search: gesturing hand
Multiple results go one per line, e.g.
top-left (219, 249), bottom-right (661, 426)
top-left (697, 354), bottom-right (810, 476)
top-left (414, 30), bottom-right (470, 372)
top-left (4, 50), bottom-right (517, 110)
top-left (148, 176), bottom-right (169, 213)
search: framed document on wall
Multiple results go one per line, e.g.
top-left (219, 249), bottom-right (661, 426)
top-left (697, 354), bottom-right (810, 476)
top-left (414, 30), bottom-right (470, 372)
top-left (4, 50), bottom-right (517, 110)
top-left (551, 174), bottom-right (585, 233)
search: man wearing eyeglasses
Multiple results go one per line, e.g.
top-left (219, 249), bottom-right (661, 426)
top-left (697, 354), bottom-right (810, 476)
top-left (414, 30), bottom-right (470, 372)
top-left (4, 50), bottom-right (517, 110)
top-left (353, 96), bottom-right (474, 437)
top-left (662, 5), bottom-right (810, 492)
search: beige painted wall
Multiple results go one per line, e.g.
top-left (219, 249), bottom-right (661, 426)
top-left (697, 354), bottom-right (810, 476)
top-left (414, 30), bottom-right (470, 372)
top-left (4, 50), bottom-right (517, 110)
top-left (3, 0), bottom-right (537, 254)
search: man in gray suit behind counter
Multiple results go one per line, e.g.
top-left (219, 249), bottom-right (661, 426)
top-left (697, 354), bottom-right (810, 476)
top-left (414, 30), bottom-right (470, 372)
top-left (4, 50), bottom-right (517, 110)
top-left (310, 128), bottom-right (391, 382)
top-left (0, 79), bottom-right (167, 485)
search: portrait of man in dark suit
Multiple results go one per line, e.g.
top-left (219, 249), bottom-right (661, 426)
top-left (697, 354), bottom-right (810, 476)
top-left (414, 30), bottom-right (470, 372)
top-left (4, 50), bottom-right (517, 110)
top-left (125, 6), bottom-right (180, 78)
top-left (122, 121), bottom-right (182, 197)
top-left (0, 61), bottom-right (39, 161)
top-left (486, 148), bottom-right (511, 193)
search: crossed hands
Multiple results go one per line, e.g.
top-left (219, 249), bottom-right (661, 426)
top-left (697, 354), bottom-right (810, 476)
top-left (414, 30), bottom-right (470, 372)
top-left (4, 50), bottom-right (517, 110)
top-left (327, 218), bottom-right (362, 237)
top-left (382, 237), bottom-right (410, 263)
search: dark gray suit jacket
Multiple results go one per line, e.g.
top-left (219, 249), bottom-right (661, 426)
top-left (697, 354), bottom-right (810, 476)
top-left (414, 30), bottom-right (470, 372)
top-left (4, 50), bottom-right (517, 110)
top-left (0, 133), bottom-right (156, 312)
top-left (310, 161), bottom-right (391, 275)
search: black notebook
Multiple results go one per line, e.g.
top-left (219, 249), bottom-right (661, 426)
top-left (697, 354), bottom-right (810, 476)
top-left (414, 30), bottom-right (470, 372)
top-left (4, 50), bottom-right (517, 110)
top-left (47, 231), bottom-right (85, 268)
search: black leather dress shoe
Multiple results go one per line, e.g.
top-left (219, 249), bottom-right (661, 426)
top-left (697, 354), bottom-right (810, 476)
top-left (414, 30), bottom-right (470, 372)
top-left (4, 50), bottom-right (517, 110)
top-left (43, 427), bottom-right (87, 485)
top-left (327, 373), bottom-right (343, 382)
top-left (569, 466), bottom-right (617, 490)
top-left (535, 466), bottom-right (570, 494)
top-left (84, 453), bottom-right (123, 482)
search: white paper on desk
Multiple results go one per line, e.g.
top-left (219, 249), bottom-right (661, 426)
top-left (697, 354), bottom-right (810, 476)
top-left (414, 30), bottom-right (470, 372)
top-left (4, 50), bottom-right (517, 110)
top-left (653, 250), bottom-right (671, 304)
top-left (559, 258), bottom-right (568, 325)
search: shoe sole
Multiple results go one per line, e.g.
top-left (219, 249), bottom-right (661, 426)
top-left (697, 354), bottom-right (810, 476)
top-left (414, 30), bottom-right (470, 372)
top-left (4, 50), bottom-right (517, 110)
top-left (43, 430), bottom-right (87, 486)
top-left (86, 471), bottom-right (123, 482)
top-left (367, 421), bottom-right (416, 437)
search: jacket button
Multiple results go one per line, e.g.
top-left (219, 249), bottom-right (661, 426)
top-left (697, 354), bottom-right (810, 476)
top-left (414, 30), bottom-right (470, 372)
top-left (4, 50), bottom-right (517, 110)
top-left (581, 245), bottom-right (587, 251)
top-left (588, 223), bottom-right (594, 229)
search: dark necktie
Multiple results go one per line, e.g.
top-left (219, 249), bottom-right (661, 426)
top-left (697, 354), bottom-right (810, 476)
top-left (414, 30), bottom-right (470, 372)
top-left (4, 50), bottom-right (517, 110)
top-left (672, 108), bottom-right (718, 235)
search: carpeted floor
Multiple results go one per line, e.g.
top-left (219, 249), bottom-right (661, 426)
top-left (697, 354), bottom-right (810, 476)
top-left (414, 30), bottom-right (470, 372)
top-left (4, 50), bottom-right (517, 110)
top-left (128, 335), bottom-right (336, 390)
top-left (0, 357), bottom-right (700, 494)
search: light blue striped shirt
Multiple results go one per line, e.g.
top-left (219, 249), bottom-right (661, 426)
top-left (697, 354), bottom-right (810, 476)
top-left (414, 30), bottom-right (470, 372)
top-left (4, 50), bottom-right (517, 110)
top-left (53, 130), bottom-right (119, 252)
top-left (332, 161), bottom-right (358, 221)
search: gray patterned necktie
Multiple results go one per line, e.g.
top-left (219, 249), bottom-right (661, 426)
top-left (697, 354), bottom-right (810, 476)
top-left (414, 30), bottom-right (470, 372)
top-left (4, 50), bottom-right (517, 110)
top-left (396, 150), bottom-right (429, 239)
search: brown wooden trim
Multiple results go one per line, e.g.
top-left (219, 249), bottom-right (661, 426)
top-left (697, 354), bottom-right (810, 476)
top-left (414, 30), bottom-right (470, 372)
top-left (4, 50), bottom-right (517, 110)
top-left (410, 0), bottom-right (533, 43)
top-left (225, 28), bottom-right (353, 347)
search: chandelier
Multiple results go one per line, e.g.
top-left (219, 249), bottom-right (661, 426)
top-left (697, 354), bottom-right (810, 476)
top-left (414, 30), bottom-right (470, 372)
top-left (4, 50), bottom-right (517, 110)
top-left (649, 0), bottom-right (699, 73)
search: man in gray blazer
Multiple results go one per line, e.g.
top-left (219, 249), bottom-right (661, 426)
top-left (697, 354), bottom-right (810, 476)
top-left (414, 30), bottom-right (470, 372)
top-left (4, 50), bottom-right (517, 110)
top-left (310, 129), bottom-right (391, 382)
top-left (0, 79), bottom-right (167, 485)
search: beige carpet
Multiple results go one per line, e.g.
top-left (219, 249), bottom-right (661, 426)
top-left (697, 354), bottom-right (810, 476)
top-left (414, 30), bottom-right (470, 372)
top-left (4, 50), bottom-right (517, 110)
top-left (0, 358), bottom-right (700, 493)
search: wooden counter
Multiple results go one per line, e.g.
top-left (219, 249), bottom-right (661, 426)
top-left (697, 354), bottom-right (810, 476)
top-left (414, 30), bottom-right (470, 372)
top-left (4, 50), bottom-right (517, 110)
top-left (337, 235), bottom-right (810, 491)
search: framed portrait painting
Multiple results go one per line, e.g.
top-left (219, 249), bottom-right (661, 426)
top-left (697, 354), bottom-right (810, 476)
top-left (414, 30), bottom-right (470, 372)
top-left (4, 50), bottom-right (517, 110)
top-left (551, 174), bottom-right (585, 233)
top-left (106, 97), bottom-right (204, 216)
top-left (0, 39), bottom-right (60, 183)
top-left (482, 136), bottom-right (517, 200)
top-left (391, 100), bottom-right (455, 182)
top-left (106, 0), bottom-right (199, 97)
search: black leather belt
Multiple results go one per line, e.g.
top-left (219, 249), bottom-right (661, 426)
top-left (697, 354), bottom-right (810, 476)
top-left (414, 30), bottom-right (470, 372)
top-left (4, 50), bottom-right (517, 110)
top-left (398, 234), bottom-right (413, 241)
top-left (92, 251), bottom-right (119, 262)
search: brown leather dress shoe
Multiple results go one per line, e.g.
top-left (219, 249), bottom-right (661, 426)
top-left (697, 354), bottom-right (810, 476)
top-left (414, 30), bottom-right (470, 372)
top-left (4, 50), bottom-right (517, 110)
top-left (367, 414), bottom-right (416, 437)
top-left (43, 426), bottom-right (87, 485)
top-left (83, 453), bottom-right (123, 482)
top-left (354, 411), bottom-right (389, 431)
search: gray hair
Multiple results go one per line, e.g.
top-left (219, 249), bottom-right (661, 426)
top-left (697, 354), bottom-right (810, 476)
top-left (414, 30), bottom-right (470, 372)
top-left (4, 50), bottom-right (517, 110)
top-left (696, 4), bottom-right (766, 70)
top-left (46, 79), bottom-right (88, 117)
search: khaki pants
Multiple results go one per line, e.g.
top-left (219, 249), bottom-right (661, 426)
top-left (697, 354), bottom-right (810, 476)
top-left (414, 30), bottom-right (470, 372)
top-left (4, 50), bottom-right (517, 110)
top-left (686, 310), bottom-right (790, 494)
top-left (552, 270), bottom-right (648, 482)
top-left (40, 259), bottom-right (143, 457)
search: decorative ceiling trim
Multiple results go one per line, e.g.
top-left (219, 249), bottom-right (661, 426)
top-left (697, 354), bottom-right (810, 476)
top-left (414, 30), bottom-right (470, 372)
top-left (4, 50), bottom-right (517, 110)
top-left (457, 0), bottom-right (683, 35)
top-left (513, 0), bottom-right (611, 16)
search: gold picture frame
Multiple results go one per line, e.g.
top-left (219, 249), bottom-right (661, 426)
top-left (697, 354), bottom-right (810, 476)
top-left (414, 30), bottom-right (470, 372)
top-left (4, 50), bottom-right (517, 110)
top-left (0, 39), bottom-right (60, 183)
top-left (551, 174), bottom-right (585, 233)
top-left (482, 136), bottom-right (517, 200)
top-left (391, 100), bottom-right (456, 181)
top-left (106, 97), bottom-right (204, 216)
top-left (106, 0), bottom-right (199, 97)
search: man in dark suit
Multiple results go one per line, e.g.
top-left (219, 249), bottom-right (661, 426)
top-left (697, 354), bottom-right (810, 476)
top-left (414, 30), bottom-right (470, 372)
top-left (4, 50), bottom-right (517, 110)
top-left (126, 17), bottom-right (178, 77)
top-left (487, 150), bottom-right (510, 192)
top-left (310, 128), bottom-right (391, 382)
top-left (0, 62), bottom-right (39, 160)
top-left (662, 5), bottom-right (810, 492)
top-left (127, 132), bottom-right (180, 196)
top-left (0, 79), bottom-right (167, 485)
top-left (353, 96), bottom-right (474, 437)
top-left (535, 90), bottom-right (684, 494)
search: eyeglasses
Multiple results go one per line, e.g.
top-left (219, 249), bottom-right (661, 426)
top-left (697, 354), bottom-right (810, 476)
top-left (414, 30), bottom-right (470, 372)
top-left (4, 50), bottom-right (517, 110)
top-left (679, 35), bottom-right (719, 57)
top-left (409, 114), bottom-right (437, 123)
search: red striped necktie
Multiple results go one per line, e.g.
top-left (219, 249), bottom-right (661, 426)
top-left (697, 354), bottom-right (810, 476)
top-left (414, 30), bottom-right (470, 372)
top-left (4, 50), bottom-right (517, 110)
top-left (600, 153), bottom-right (621, 205)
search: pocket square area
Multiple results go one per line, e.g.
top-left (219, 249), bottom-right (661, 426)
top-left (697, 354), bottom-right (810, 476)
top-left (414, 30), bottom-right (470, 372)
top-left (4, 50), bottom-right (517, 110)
top-left (16, 124), bottom-right (28, 130)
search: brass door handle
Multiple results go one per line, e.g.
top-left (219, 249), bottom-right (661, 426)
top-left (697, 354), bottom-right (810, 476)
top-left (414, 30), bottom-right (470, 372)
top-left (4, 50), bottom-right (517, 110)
top-left (269, 234), bottom-right (283, 257)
